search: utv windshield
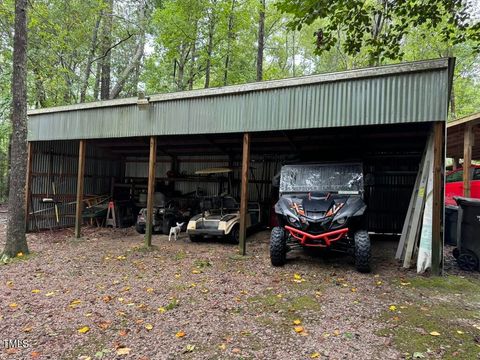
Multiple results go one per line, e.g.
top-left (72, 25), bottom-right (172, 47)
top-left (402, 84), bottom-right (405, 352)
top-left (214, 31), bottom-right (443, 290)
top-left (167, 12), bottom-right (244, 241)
top-left (279, 164), bottom-right (364, 194)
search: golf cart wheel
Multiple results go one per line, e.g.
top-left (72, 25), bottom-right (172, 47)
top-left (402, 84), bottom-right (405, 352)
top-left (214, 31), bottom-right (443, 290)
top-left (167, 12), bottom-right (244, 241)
top-left (354, 230), bottom-right (371, 273)
top-left (270, 226), bottom-right (287, 267)
top-left (189, 235), bottom-right (202, 242)
top-left (452, 247), bottom-right (460, 259)
top-left (457, 250), bottom-right (479, 271)
top-left (229, 225), bottom-right (240, 244)
top-left (135, 224), bottom-right (145, 234)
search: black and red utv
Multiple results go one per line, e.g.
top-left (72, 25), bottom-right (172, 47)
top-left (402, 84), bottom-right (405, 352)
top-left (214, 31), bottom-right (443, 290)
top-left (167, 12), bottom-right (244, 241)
top-left (270, 163), bottom-right (371, 272)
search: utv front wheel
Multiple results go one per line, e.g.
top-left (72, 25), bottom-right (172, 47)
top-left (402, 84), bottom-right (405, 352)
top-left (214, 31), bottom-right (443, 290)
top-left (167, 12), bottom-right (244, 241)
top-left (354, 230), bottom-right (371, 273)
top-left (270, 226), bottom-right (287, 267)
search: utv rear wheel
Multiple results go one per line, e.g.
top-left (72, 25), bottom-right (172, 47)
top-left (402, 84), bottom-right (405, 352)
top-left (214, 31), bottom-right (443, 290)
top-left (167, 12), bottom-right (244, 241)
top-left (270, 226), bottom-right (287, 267)
top-left (229, 225), bottom-right (240, 244)
top-left (354, 230), bottom-right (371, 273)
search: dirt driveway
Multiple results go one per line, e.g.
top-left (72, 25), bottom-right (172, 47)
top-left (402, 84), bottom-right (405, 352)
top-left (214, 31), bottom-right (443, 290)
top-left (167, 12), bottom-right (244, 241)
top-left (1, 224), bottom-right (479, 360)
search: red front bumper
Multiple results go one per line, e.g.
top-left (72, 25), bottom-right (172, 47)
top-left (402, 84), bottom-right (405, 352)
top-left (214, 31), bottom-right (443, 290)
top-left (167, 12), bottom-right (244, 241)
top-left (285, 225), bottom-right (349, 247)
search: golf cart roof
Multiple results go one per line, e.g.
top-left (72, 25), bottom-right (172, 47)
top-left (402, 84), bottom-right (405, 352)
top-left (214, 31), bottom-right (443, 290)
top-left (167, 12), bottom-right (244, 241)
top-left (280, 163), bottom-right (364, 194)
top-left (195, 167), bottom-right (233, 175)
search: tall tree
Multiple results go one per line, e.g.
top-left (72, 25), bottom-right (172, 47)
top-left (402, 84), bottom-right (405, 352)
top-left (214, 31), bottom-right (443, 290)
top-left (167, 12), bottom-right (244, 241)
top-left (100, 0), bottom-right (113, 100)
top-left (256, 0), bottom-right (265, 81)
top-left (2, 0), bottom-right (29, 259)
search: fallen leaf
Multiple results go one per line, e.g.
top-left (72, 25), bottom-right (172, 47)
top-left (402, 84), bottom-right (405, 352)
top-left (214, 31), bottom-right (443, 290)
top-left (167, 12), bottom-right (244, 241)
top-left (192, 269), bottom-right (202, 274)
top-left (176, 330), bottom-right (186, 338)
top-left (69, 299), bottom-right (82, 308)
top-left (119, 329), bottom-right (130, 337)
top-left (334, 329), bottom-right (341, 336)
top-left (376, 281), bottom-right (382, 286)
top-left (293, 273), bottom-right (305, 283)
top-left (102, 295), bottom-right (113, 303)
top-left (400, 281), bottom-right (411, 286)
top-left (97, 321), bottom-right (112, 330)
top-left (158, 307), bottom-right (166, 313)
top-left (31, 289), bottom-right (41, 294)
top-left (122, 286), bottom-right (130, 292)
top-left (351, 287), bottom-right (357, 292)
top-left (413, 352), bottom-right (425, 358)
top-left (116, 347), bottom-right (131, 356)
top-left (294, 326), bottom-right (304, 333)
top-left (117, 256), bottom-right (126, 260)
top-left (6, 281), bottom-right (13, 287)
top-left (77, 326), bottom-right (90, 334)
top-left (429, 331), bottom-right (441, 336)
top-left (389, 305), bottom-right (397, 311)
top-left (30, 351), bottom-right (41, 358)
top-left (293, 319), bottom-right (302, 325)
top-left (145, 323), bottom-right (153, 331)
top-left (17, 252), bottom-right (23, 257)
top-left (146, 288), bottom-right (154, 293)
top-left (23, 326), bottom-right (33, 333)
top-left (218, 343), bottom-right (226, 350)
top-left (232, 348), bottom-right (241, 354)
top-left (456, 330), bottom-right (464, 335)
top-left (9, 303), bottom-right (18, 309)
top-left (310, 352), bottom-right (320, 359)
top-left (45, 292), bottom-right (55, 297)
top-left (183, 344), bottom-right (195, 353)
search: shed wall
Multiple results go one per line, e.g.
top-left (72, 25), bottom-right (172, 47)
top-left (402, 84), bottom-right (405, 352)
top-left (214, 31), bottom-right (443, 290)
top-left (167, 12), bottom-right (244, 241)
top-left (28, 141), bottom-right (120, 231)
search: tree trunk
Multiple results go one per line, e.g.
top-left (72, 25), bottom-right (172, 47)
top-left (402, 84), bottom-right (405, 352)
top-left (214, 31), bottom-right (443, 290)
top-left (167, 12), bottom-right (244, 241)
top-left (93, 60), bottom-right (101, 100)
top-left (204, 4), bottom-right (216, 89)
top-left (3, 0), bottom-right (29, 258)
top-left (80, 15), bottom-right (101, 103)
top-left (109, 38), bottom-right (145, 99)
top-left (223, 0), bottom-right (236, 86)
top-left (100, 0), bottom-right (113, 100)
top-left (109, 5), bottom-right (146, 99)
top-left (256, 0), bottom-right (266, 82)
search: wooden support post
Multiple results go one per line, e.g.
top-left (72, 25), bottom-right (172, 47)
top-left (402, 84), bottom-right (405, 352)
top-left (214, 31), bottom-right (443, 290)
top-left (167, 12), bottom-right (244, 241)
top-left (75, 140), bottom-right (86, 238)
top-left (145, 136), bottom-right (157, 247)
top-left (24, 142), bottom-right (33, 231)
top-left (432, 122), bottom-right (445, 276)
top-left (463, 123), bottom-right (473, 198)
top-left (239, 133), bottom-right (250, 256)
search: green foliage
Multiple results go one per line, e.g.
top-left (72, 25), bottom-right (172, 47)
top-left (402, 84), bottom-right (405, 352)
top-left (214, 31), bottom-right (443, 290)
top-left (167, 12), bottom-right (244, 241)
top-left (276, 0), bottom-right (480, 66)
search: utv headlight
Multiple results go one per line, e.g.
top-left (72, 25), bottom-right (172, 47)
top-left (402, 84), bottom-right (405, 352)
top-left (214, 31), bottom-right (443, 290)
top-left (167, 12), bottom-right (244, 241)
top-left (335, 217), bottom-right (346, 226)
top-left (288, 216), bottom-right (299, 225)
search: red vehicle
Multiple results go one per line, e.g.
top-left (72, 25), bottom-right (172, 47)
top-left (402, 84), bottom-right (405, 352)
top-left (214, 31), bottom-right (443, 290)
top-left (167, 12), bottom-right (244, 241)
top-left (445, 165), bottom-right (480, 206)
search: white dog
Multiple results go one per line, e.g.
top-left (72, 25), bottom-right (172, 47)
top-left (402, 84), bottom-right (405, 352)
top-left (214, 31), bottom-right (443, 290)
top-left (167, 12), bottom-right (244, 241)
top-left (168, 222), bottom-right (184, 241)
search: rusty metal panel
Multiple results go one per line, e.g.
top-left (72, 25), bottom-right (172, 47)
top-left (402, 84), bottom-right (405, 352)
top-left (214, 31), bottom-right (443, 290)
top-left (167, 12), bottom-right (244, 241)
top-left (27, 59), bottom-right (452, 141)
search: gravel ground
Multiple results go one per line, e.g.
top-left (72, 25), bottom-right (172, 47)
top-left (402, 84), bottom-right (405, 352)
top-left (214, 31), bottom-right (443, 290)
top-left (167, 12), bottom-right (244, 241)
top-left (0, 218), bottom-right (479, 360)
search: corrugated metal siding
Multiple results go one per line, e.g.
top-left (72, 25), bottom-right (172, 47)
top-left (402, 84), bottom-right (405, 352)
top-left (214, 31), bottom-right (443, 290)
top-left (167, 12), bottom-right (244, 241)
top-left (27, 68), bottom-right (449, 141)
top-left (28, 141), bottom-right (120, 231)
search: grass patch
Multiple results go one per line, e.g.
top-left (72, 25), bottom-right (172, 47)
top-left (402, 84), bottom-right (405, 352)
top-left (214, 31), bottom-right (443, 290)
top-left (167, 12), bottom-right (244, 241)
top-left (1, 251), bottom-right (36, 265)
top-left (194, 258), bottom-right (212, 268)
top-left (130, 244), bottom-right (160, 253)
top-left (247, 292), bottom-right (321, 314)
top-left (405, 275), bottom-right (480, 296)
top-left (174, 250), bottom-right (187, 261)
top-left (378, 302), bottom-right (480, 359)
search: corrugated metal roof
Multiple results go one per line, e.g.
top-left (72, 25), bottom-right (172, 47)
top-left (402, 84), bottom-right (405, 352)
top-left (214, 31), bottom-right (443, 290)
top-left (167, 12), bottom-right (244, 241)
top-left (27, 58), bottom-right (453, 141)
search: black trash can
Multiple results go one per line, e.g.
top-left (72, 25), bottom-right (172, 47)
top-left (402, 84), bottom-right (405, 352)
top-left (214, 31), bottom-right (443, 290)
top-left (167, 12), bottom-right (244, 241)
top-left (445, 205), bottom-right (458, 246)
top-left (453, 197), bottom-right (480, 271)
